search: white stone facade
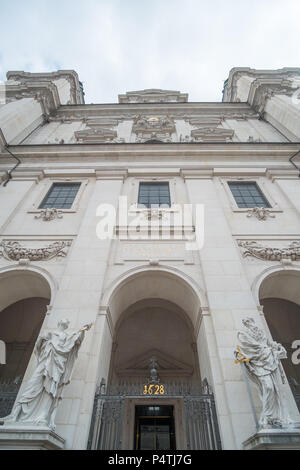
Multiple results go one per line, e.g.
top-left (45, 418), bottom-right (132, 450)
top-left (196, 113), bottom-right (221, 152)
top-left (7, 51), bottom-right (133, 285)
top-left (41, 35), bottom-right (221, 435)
top-left (0, 68), bottom-right (300, 450)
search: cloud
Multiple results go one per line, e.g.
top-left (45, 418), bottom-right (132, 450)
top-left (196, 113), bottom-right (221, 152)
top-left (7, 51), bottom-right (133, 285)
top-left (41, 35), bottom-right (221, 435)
top-left (0, 0), bottom-right (299, 103)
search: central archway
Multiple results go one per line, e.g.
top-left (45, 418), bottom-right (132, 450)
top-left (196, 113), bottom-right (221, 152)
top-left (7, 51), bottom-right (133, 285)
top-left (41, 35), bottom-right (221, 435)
top-left (90, 267), bottom-right (221, 450)
top-left (102, 266), bottom-right (206, 330)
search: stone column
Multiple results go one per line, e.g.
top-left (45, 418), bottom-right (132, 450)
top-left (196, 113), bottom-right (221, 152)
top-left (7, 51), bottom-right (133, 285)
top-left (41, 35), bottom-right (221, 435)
top-left (183, 171), bottom-right (260, 449)
top-left (36, 170), bottom-right (126, 449)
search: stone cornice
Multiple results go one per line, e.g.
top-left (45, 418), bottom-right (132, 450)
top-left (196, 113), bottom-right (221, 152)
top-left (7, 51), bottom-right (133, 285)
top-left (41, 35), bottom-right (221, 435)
top-left (118, 88), bottom-right (188, 104)
top-left (223, 67), bottom-right (300, 103)
top-left (54, 101), bottom-right (253, 118)
top-left (3, 141), bottom-right (299, 157)
top-left (0, 165), bottom-right (299, 181)
top-left (95, 169), bottom-right (128, 180)
top-left (5, 81), bottom-right (61, 116)
top-left (248, 78), bottom-right (297, 114)
top-left (7, 70), bottom-right (84, 105)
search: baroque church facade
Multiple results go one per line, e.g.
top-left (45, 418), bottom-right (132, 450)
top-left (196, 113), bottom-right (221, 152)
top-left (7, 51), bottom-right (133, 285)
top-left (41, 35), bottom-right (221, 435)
top-left (0, 67), bottom-right (300, 450)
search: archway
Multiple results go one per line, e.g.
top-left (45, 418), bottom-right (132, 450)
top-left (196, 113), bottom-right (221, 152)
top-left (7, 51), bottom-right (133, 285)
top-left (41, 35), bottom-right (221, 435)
top-left (0, 269), bottom-right (51, 417)
top-left (89, 268), bottom-right (221, 450)
top-left (259, 269), bottom-right (300, 411)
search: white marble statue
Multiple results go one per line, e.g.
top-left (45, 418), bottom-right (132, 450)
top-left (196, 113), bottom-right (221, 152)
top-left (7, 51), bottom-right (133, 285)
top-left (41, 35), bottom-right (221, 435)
top-left (5, 319), bottom-right (92, 430)
top-left (235, 317), bottom-right (288, 428)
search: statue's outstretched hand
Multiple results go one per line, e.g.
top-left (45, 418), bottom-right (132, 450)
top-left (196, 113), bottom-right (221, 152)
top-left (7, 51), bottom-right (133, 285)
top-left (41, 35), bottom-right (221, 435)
top-left (80, 323), bottom-right (93, 332)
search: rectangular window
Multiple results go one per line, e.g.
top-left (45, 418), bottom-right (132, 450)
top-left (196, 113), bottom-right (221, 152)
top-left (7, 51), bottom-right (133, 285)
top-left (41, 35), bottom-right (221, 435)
top-left (39, 183), bottom-right (81, 209)
top-left (228, 182), bottom-right (271, 208)
top-left (138, 182), bottom-right (171, 208)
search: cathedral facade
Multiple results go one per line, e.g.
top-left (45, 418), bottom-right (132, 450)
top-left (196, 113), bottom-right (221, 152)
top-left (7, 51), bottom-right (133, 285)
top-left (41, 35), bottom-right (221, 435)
top-left (0, 67), bottom-right (300, 450)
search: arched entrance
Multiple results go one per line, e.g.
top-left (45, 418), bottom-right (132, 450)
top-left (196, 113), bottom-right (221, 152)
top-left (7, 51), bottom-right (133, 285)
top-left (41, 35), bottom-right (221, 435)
top-left (89, 268), bottom-right (221, 450)
top-left (0, 269), bottom-right (51, 417)
top-left (259, 269), bottom-right (300, 412)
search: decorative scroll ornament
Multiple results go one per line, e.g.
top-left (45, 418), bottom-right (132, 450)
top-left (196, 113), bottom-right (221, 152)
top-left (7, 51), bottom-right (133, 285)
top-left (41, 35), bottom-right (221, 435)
top-left (235, 317), bottom-right (289, 428)
top-left (247, 207), bottom-right (275, 221)
top-left (0, 240), bottom-right (71, 261)
top-left (35, 208), bottom-right (63, 221)
top-left (238, 240), bottom-right (300, 261)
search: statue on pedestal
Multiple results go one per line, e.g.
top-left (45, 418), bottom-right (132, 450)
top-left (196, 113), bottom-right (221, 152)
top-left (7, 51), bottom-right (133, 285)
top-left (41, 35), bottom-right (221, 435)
top-left (5, 319), bottom-right (92, 430)
top-left (235, 317), bottom-right (288, 428)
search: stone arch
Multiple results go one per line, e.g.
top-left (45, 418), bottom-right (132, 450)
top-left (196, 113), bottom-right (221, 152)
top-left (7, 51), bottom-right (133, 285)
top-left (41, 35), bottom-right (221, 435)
top-left (101, 264), bottom-right (206, 331)
top-left (252, 265), bottom-right (300, 306)
top-left (255, 267), bottom-right (300, 414)
top-left (0, 264), bottom-right (56, 312)
top-left (0, 267), bottom-right (53, 417)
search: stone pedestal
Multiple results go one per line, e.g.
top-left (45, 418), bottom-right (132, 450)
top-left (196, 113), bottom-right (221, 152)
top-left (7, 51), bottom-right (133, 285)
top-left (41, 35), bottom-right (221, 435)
top-left (243, 426), bottom-right (300, 450)
top-left (0, 425), bottom-right (65, 450)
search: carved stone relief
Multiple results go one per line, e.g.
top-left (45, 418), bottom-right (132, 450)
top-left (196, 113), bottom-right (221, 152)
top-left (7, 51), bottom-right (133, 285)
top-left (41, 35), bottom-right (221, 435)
top-left (132, 115), bottom-right (176, 142)
top-left (74, 116), bottom-right (126, 143)
top-left (246, 207), bottom-right (275, 220)
top-left (238, 240), bottom-right (300, 261)
top-left (0, 240), bottom-right (72, 261)
top-left (191, 126), bottom-right (234, 142)
top-left (35, 208), bottom-right (63, 221)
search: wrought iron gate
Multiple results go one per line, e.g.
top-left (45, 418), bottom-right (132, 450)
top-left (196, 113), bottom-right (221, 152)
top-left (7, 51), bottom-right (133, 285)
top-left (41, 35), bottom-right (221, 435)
top-left (0, 378), bottom-right (21, 419)
top-left (87, 379), bottom-right (222, 450)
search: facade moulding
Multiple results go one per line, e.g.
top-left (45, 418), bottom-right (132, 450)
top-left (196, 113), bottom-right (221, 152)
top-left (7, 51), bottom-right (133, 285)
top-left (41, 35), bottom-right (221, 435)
top-left (3, 142), bottom-right (300, 161)
top-left (181, 169), bottom-right (213, 180)
top-left (0, 170), bottom-right (44, 183)
top-left (43, 169), bottom-right (96, 178)
top-left (57, 102), bottom-right (253, 114)
top-left (95, 169), bottom-right (128, 180)
top-left (128, 168), bottom-right (181, 177)
top-left (266, 168), bottom-right (300, 180)
top-left (213, 167), bottom-right (267, 176)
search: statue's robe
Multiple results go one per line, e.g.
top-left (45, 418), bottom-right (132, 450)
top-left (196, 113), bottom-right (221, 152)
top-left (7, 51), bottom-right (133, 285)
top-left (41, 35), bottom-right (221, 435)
top-left (238, 330), bottom-right (287, 427)
top-left (8, 329), bottom-right (84, 425)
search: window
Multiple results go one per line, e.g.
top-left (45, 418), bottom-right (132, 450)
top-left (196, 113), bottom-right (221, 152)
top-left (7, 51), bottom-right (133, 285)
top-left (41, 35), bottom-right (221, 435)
top-left (39, 183), bottom-right (81, 209)
top-left (138, 182), bottom-right (171, 208)
top-left (228, 182), bottom-right (271, 208)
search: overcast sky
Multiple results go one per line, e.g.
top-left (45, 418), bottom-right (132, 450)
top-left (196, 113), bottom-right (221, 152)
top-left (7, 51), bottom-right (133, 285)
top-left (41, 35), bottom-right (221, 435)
top-left (0, 0), bottom-right (299, 103)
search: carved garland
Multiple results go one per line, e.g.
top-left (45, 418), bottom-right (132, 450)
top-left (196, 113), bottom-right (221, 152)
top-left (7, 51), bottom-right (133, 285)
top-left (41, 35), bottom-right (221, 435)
top-left (246, 207), bottom-right (275, 220)
top-left (0, 240), bottom-right (71, 261)
top-left (238, 240), bottom-right (300, 261)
